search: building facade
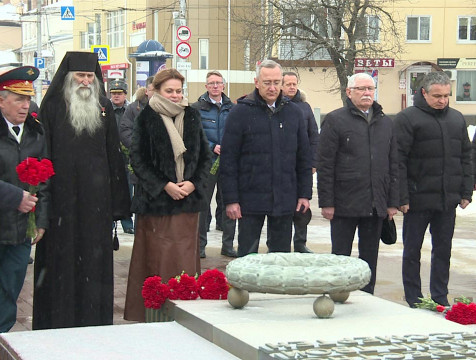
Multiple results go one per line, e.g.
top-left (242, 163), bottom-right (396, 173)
top-left (274, 0), bottom-right (476, 120)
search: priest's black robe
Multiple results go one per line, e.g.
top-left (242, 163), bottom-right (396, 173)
top-left (33, 95), bottom-right (131, 329)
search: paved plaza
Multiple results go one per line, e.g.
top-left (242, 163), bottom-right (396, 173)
top-left (11, 190), bottom-right (476, 332)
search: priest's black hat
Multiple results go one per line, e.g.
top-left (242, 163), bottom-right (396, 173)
top-left (40, 51), bottom-right (105, 108)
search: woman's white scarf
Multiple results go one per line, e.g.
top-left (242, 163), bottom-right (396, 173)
top-left (149, 93), bottom-right (188, 182)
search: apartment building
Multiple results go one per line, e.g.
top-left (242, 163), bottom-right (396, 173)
top-left (17, 0), bottom-right (476, 117)
top-left (273, 0), bottom-right (476, 118)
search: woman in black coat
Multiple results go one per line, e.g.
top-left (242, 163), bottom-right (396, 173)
top-left (124, 69), bottom-right (211, 322)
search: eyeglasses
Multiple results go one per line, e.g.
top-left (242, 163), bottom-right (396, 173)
top-left (349, 86), bottom-right (377, 92)
top-left (207, 81), bottom-right (224, 87)
top-left (262, 81), bottom-right (282, 88)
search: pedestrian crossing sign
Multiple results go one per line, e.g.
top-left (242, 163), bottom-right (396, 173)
top-left (91, 45), bottom-right (110, 64)
top-left (60, 6), bottom-right (75, 20)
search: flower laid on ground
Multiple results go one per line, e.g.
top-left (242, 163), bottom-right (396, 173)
top-left (415, 295), bottom-right (476, 325)
top-left (142, 276), bottom-right (169, 309)
top-left (197, 269), bottom-right (229, 300)
top-left (143, 269), bottom-right (229, 309)
top-left (168, 272), bottom-right (199, 300)
top-left (16, 157), bottom-right (55, 238)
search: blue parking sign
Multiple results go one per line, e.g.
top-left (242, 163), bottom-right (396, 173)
top-left (34, 57), bottom-right (45, 69)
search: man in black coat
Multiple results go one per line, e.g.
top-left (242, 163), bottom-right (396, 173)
top-left (33, 52), bottom-right (131, 330)
top-left (119, 76), bottom-right (154, 150)
top-left (318, 72), bottom-right (399, 294)
top-left (221, 60), bottom-right (312, 256)
top-left (0, 180), bottom-right (37, 212)
top-left (395, 72), bottom-right (473, 308)
top-left (0, 66), bottom-right (48, 332)
top-left (281, 71), bottom-right (319, 253)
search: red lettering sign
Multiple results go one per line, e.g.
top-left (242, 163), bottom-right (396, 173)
top-left (132, 22), bottom-right (146, 31)
top-left (354, 58), bottom-right (394, 68)
top-left (101, 63), bottom-right (129, 70)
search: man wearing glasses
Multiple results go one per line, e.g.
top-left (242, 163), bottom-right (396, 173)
top-left (221, 60), bottom-right (312, 256)
top-left (191, 71), bottom-right (237, 258)
top-left (318, 72), bottom-right (399, 294)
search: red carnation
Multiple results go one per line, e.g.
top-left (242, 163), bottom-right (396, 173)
top-left (16, 157), bottom-right (55, 238)
top-left (445, 302), bottom-right (476, 325)
top-left (167, 273), bottom-right (199, 300)
top-left (436, 305), bottom-right (446, 313)
top-left (197, 269), bottom-right (229, 300)
top-left (142, 276), bottom-right (169, 309)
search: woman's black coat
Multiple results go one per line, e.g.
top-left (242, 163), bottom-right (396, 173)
top-left (130, 104), bottom-right (212, 216)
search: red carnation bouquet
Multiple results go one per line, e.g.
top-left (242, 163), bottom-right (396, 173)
top-left (143, 269), bottom-right (229, 309)
top-left (142, 276), bottom-right (169, 309)
top-left (415, 295), bottom-right (476, 325)
top-left (197, 269), bottom-right (229, 300)
top-left (16, 157), bottom-right (55, 238)
top-left (168, 273), bottom-right (199, 300)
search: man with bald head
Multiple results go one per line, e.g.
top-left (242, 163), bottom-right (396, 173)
top-left (318, 72), bottom-right (399, 294)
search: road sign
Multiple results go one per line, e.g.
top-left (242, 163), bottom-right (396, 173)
top-left (34, 57), bottom-right (45, 69)
top-left (37, 70), bottom-right (46, 80)
top-left (176, 62), bottom-right (192, 71)
top-left (60, 6), bottom-right (75, 20)
top-left (177, 26), bottom-right (191, 42)
top-left (91, 45), bottom-right (110, 64)
top-left (176, 42), bottom-right (192, 59)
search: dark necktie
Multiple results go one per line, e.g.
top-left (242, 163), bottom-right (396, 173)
top-left (12, 126), bottom-right (20, 135)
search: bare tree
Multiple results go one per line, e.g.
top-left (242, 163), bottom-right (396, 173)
top-left (234, 0), bottom-right (403, 103)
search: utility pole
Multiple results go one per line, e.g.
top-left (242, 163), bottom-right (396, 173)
top-left (173, 0), bottom-right (187, 96)
top-left (35, 0), bottom-right (43, 105)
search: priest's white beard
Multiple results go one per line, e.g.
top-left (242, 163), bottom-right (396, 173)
top-left (63, 72), bottom-right (102, 136)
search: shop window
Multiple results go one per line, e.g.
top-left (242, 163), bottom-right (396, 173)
top-left (406, 16), bottom-right (431, 42)
top-left (456, 71), bottom-right (476, 102)
top-left (458, 16), bottom-right (476, 42)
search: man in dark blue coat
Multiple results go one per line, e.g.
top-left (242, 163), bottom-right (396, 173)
top-left (395, 72), bottom-right (473, 308)
top-left (191, 71), bottom-right (237, 258)
top-left (318, 72), bottom-right (399, 294)
top-left (221, 60), bottom-right (312, 256)
top-left (281, 71), bottom-right (319, 253)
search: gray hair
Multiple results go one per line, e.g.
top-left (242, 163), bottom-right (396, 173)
top-left (206, 70), bottom-right (226, 84)
top-left (347, 73), bottom-right (374, 88)
top-left (256, 59), bottom-right (282, 79)
top-left (421, 72), bottom-right (451, 93)
top-left (0, 90), bottom-right (10, 99)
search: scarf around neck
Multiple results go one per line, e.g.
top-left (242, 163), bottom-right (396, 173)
top-left (149, 93), bottom-right (189, 182)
